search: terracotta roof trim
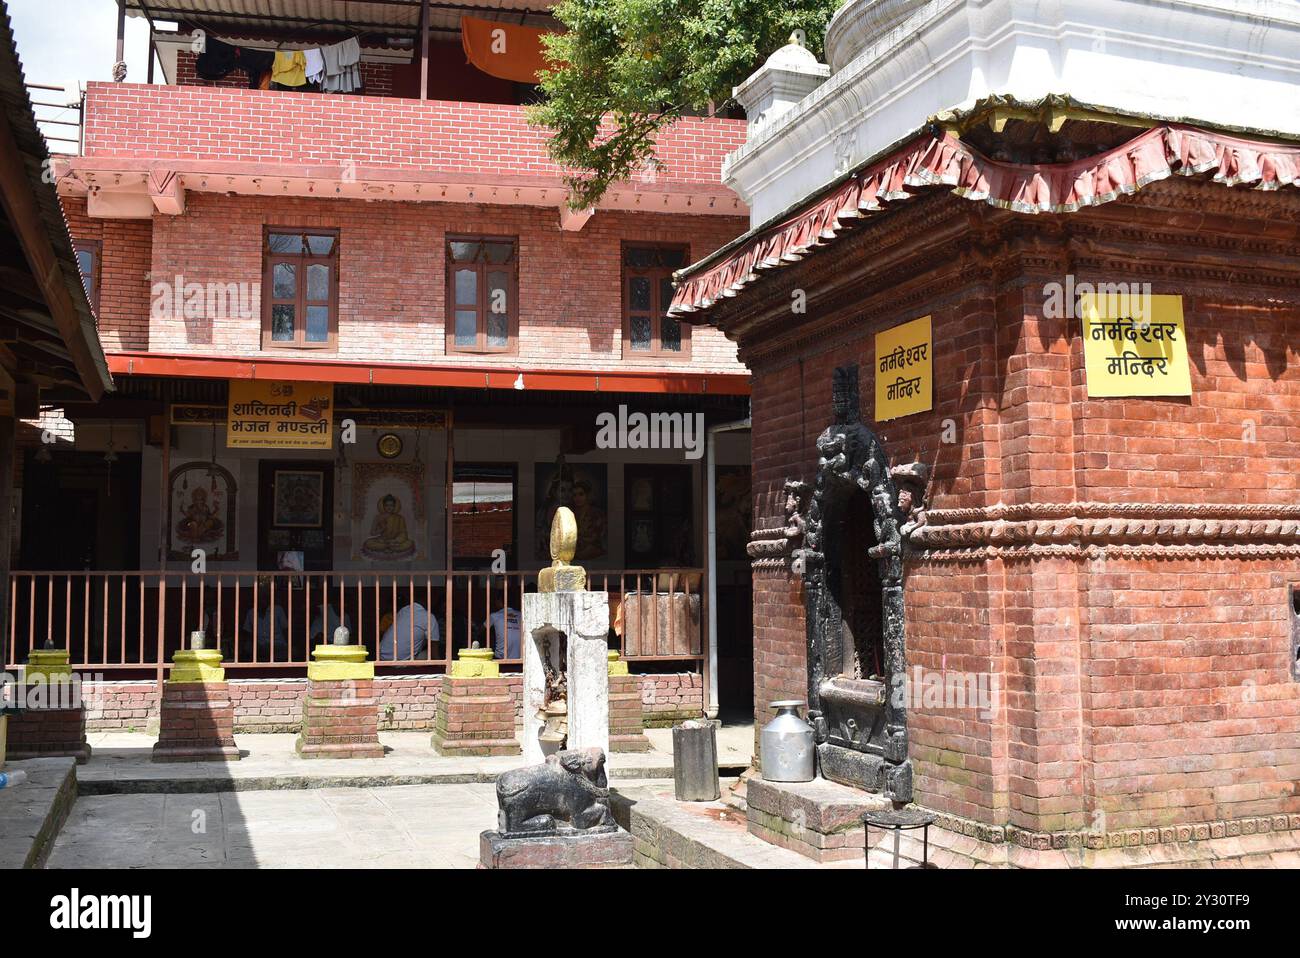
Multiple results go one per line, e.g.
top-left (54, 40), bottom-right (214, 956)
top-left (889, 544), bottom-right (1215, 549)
top-left (669, 123), bottom-right (1300, 320)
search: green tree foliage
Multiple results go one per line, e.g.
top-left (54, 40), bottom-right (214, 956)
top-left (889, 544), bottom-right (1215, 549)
top-left (528, 0), bottom-right (843, 209)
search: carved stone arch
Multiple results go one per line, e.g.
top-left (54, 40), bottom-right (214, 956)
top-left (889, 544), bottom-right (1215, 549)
top-left (800, 365), bottom-right (911, 803)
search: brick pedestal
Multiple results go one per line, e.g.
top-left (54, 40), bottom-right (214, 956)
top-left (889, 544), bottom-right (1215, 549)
top-left (608, 653), bottom-right (651, 752)
top-left (152, 682), bottom-right (240, 762)
top-left (295, 644), bottom-right (384, 759)
top-left (6, 704), bottom-right (92, 763)
top-left (296, 677), bottom-right (384, 759)
top-left (431, 651), bottom-right (520, 756)
top-left (9, 651), bottom-right (92, 763)
top-left (152, 648), bottom-right (240, 762)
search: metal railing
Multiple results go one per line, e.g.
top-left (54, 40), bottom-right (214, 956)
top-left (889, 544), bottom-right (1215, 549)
top-left (26, 83), bottom-right (84, 154)
top-left (4, 569), bottom-right (705, 678)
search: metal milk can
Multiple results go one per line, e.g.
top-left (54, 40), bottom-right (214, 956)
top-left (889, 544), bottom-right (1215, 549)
top-left (760, 700), bottom-right (815, 782)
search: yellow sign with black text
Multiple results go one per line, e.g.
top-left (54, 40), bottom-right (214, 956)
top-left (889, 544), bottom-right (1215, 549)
top-left (226, 380), bottom-right (334, 449)
top-left (875, 315), bottom-right (933, 421)
top-left (1082, 293), bottom-right (1191, 397)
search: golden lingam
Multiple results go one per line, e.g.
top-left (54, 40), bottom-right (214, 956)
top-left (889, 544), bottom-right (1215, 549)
top-left (538, 505), bottom-right (586, 593)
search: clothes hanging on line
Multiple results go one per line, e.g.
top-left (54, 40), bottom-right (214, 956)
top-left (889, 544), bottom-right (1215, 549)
top-left (320, 37), bottom-right (362, 93)
top-left (240, 48), bottom-right (276, 89)
top-left (193, 36), bottom-right (275, 89)
top-left (271, 50), bottom-right (308, 87)
top-left (194, 37), bottom-right (239, 81)
top-left (304, 48), bottom-right (326, 85)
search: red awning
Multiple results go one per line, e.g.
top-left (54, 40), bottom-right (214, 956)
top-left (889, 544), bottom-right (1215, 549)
top-left (461, 16), bottom-right (555, 84)
top-left (670, 124), bottom-right (1300, 318)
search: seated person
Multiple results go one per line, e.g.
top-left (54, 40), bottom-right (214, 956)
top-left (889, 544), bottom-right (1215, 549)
top-left (309, 604), bottom-right (352, 645)
top-left (378, 601), bottom-right (440, 661)
top-left (241, 579), bottom-right (289, 660)
top-left (490, 603), bottom-right (522, 661)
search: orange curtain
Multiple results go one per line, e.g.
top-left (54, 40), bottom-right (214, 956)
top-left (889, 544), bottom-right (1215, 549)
top-left (461, 16), bottom-right (556, 84)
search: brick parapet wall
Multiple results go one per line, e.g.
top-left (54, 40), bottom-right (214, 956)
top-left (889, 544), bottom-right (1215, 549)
top-left (82, 671), bottom-right (701, 732)
top-left (82, 82), bottom-right (746, 188)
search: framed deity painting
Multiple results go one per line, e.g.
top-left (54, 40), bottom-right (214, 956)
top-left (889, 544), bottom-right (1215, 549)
top-left (272, 470), bottom-right (325, 527)
top-left (168, 460), bottom-right (239, 561)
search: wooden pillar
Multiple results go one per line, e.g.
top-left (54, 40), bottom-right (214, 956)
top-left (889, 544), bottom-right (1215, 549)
top-left (146, 20), bottom-right (156, 85)
top-left (157, 390), bottom-right (170, 692)
top-left (443, 408), bottom-right (454, 668)
top-left (0, 416), bottom-right (14, 665)
top-left (419, 0), bottom-right (431, 101)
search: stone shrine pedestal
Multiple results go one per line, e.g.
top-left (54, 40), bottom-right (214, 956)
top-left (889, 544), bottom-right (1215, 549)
top-left (152, 648), bottom-right (240, 762)
top-left (296, 645), bottom-right (384, 759)
top-left (6, 648), bottom-right (91, 763)
top-left (479, 828), bottom-right (634, 869)
top-left (522, 590), bottom-right (610, 764)
top-left (431, 648), bottom-right (521, 757)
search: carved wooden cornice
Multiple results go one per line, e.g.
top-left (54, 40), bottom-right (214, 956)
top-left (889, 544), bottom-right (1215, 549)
top-left (910, 501), bottom-right (1300, 562)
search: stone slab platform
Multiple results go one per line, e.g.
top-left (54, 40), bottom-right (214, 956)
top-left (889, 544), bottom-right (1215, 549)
top-left (746, 776), bottom-right (893, 862)
top-left (611, 785), bottom-right (846, 869)
top-left (479, 828), bottom-right (634, 869)
top-left (0, 757), bottom-right (77, 869)
top-left (76, 730), bottom-right (745, 795)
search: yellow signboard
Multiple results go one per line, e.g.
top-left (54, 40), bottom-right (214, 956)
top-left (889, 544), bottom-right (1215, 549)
top-left (1082, 293), bottom-right (1191, 397)
top-left (226, 380), bottom-right (333, 449)
top-left (875, 315), bottom-right (933, 422)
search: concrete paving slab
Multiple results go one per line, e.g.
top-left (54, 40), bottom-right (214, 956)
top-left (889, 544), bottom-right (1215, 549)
top-left (77, 726), bottom-right (755, 795)
top-left (0, 757), bottom-right (77, 868)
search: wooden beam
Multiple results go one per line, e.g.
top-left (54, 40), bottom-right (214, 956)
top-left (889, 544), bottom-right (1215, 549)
top-left (0, 416), bottom-right (14, 656)
top-left (0, 266), bottom-right (45, 308)
top-left (14, 383), bottom-right (38, 418)
top-left (0, 89), bottom-right (106, 401)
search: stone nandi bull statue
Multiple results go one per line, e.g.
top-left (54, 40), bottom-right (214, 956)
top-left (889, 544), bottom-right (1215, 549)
top-left (495, 746), bottom-right (616, 836)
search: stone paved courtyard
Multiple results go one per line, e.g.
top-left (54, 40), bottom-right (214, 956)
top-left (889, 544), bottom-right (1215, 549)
top-left (48, 783), bottom-right (506, 869)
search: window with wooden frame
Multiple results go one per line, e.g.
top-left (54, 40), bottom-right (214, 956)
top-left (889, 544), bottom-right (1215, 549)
top-left (262, 229), bottom-right (339, 350)
top-left (73, 239), bottom-right (101, 315)
top-left (446, 237), bottom-right (517, 354)
top-left (623, 245), bottom-right (690, 357)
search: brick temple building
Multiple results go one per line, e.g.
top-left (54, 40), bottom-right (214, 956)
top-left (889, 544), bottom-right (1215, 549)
top-left (7, 0), bottom-right (757, 734)
top-left (671, 0), bottom-right (1300, 863)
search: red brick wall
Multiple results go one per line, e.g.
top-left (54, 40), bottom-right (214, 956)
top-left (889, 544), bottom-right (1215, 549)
top-left (737, 183), bottom-right (1300, 835)
top-left (750, 565), bottom-right (806, 725)
top-left (127, 191), bottom-right (744, 372)
top-left (82, 82), bottom-right (747, 188)
top-left (82, 671), bottom-right (700, 732)
top-left (62, 197), bottom-right (153, 351)
top-left (638, 672), bottom-right (705, 726)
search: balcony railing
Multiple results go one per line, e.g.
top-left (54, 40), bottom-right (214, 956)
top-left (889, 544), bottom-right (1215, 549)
top-left (5, 569), bottom-right (705, 678)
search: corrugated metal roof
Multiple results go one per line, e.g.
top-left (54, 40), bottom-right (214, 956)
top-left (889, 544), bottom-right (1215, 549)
top-left (125, 1), bottom-right (556, 38)
top-left (0, 0), bottom-right (112, 399)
